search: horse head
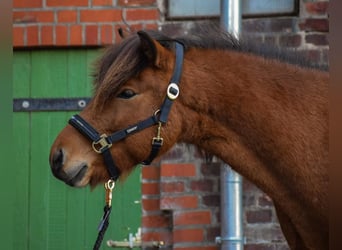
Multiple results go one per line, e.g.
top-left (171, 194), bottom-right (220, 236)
top-left (49, 31), bottom-right (185, 187)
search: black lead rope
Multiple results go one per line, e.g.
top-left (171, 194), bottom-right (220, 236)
top-left (68, 41), bottom-right (184, 250)
top-left (93, 180), bottom-right (115, 250)
top-left (93, 205), bottom-right (111, 250)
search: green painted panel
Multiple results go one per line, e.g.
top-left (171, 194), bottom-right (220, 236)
top-left (31, 51), bottom-right (68, 98)
top-left (67, 50), bottom-right (97, 96)
top-left (12, 50), bottom-right (142, 250)
top-left (12, 112), bottom-right (30, 250)
top-left (29, 112), bottom-right (51, 250)
top-left (13, 51), bottom-right (31, 97)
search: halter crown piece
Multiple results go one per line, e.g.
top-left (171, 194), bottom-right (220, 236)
top-left (68, 41), bottom-right (184, 250)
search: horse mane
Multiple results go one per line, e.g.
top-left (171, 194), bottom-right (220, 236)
top-left (158, 24), bottom-right (327, 71)
top-left (92, 24), bottom-right (327, 108)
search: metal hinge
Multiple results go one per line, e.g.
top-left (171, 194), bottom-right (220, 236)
top-left (13, 97), bottom-right (91, 112)
top-left (107, 228), bottom-right (164, 249)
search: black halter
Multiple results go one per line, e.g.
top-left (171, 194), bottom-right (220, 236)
top-left (68, 41), bottom-right (184, 181)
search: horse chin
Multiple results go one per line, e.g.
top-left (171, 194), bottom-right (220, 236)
top-left (64, 163), bottom-right (89, 187)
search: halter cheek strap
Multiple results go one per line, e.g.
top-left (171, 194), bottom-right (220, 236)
top-left (68, 41), bottom-right (184, 181)
top-left (69, 115), bottom-right (121, 180)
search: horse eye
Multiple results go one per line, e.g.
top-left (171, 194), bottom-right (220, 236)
top-left (117, 89), bottom-right (136, 99)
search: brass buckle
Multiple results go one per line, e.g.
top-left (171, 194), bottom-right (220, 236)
top-left (92, 134), bottom-right (112, 153)
top-left (152, 137), bottom-right (164, 146)
top-left (105, 179), bottom-right (115, 207)
top-left (152, 122), bottom-right (163, 145)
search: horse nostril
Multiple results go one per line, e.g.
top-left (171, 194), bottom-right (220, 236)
top-left (51, 149), bottom-right (64, 173)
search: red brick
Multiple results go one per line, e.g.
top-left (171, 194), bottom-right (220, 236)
top-left (300, 49), bottom-right (321, 63)
top-left (13, 14), bottom-right (35, 23)
top-left (200, 162), bottom-right (220, 176)
top-left (161, 181), bottom-right (185, 193)
top-left (206, 227), bottom-right (221, 242)
top-left (46, 0), bottom-right (88, 7)
top-left (13, 0), bottom-right (42, 8)
top-left (41, 25), bottom-right (54, 46)
top-left (279, 34), bottom-right (302, 48)
top-left (126, 8), bottom-right (159, 21)
top-left (26, 25), bottom-right (39, 46)
top-left (142, 230), bottom-right (172, 242)
top-left (80, 9), bottom-right (122, 22)
top-left (100, 25), bottom-right (114, 45)
top-left (56, 25), bottom-right (68, 45)
top-left (142, 198), bottom-right (160, 211)
top-left (258, 194), bottom-right (273, 207)
top-left (13, 26), bottom-right (25, 47)
top-left (70, 25), bottom-right (83, 46)
top-left (161, 163), bottom-right (196, 177)
top-left (243, 18), bottom-right (294, 33)
top-left (13, 11), bottom-right (54, 23)
top-left (305, 2), bottom-right (329, 16)
top-left (57, 10), bottom-right (77, 23)
top-left (173, 228), bottom-right (204, 242)
top-left (118, 0), bottom-right (156, 6)
top-left (93, 0), bottom-right (113, 5)
top-left (173, 210), bottom-right (211, 226)
top-left (142, 214), bottom-right (169, 227)
top-left (142, 165), bottom-right (160, 180)
top-left (160, 196), bottom-right (198, 210)
top-left (322, 48), bottom-right (329, 65)
top-left (299, 18), bottom-right (329, 32)
top-left (190, 180), bottom-right (213, 192)
top-left (85, 25), bottom-right (98, 45)
top-left (264, 35), bottom-right (277, 46)
top-left (202, 194), bottom-right (220, 207)
top-left (142, 182), bottom-right (159, 195)
top-left (305, 33), bottom-right (328, 46)
top-left (246, 209), bottom-right (273, 224)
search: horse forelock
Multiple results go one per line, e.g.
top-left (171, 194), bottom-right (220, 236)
top-left (91, 34), bottom-right (149, 109)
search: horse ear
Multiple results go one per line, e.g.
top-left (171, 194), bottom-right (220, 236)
top-left (137, 31), bottom-right (169, 68)
top-left (118, 27), bottom-right (132, 39)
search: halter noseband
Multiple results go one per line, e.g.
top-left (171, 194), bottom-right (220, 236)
top-left (68, 41), bottom-right (184, 181)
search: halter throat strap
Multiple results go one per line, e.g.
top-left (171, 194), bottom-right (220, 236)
top-left (68, 41), bottom-right (184, 181)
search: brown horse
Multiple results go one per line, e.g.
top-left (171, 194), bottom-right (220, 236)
top-left (49, 28), bottom-right (328, 250)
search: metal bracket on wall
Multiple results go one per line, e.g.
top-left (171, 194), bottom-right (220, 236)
top-left (107, 228), bottom-right (164, 249)
top-left (13, 97), bottom-right (91, 112)
top-left (107, 239), bottom-right (164, 249)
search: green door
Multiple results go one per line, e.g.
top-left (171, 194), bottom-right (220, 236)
top-left (13, 49), bottom-right (141, 250)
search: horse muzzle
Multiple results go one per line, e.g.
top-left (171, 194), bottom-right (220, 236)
top-left (50, 148), bottom-right (88, 187)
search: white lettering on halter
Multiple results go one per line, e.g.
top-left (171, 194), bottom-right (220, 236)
top-left (126, 126), bottom-right (138, 134)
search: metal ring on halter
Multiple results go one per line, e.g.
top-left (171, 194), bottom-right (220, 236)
top-left (167, 83), bottom-right (180, 100)
top-left (105, 179), bottom-right (115, 190)
top-left (154, 109), bottom-right (161, 117)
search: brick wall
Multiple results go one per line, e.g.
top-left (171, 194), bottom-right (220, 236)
top-left (142, 144), bottom-right (221, 250)
top-left (13, 0), bottom-right (159, 47)
top-left (158, 0), bottom-right (329, 68)
top-left (142, 144), bottom-right (288, 250)
top-left (13, 0), bottom-right (329, 68)
top-left (13, 1), bottom-right (329, 249)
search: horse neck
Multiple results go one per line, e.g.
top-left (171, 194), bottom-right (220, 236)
top-left (177, 48), bottom-right (328, 210)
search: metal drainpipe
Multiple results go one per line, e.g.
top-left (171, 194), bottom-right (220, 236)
top-left (219, 1), bottom-right (244, 250)
top-left (219, 165), bottom-right (244, 250)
